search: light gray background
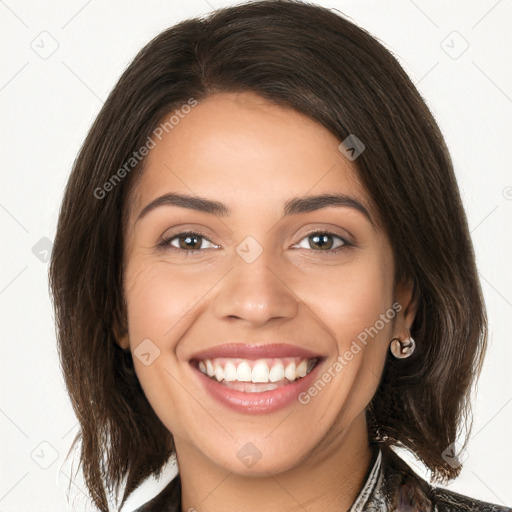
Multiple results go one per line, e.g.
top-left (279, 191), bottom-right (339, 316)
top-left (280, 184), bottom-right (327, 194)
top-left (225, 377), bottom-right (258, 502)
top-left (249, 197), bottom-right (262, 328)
top-left (1, 0), bottom-right (511, 510)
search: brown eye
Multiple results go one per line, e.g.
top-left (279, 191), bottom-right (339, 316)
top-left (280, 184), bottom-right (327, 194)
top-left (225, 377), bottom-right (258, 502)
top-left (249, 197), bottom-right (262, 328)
top-left (158, 231), bottom-right (219, 253)
top-left (309, 233), bottom-right (334, 250)
top-left (176, 233), bottom-right (202, 250)
top-left (294, 231), bottom-right (350, 253)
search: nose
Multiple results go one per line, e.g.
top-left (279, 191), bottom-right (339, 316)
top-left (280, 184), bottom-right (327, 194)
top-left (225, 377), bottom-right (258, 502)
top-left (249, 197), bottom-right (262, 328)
top-left (211, 247), bottom-right (299, 328)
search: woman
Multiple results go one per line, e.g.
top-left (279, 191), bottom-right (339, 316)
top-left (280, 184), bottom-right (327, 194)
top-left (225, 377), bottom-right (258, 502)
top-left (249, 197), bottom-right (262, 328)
top-left (48, 1), bottom-right (511, 511)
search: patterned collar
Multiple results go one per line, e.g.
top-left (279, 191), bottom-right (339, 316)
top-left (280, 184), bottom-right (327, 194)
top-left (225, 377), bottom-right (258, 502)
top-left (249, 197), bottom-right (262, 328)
top-left (349, 445), bottom-right (383, 511)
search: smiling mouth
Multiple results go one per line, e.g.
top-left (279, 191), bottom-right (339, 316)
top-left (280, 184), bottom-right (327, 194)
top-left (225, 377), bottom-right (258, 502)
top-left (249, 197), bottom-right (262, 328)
top-left (191, 356), bottom-right (320, 393)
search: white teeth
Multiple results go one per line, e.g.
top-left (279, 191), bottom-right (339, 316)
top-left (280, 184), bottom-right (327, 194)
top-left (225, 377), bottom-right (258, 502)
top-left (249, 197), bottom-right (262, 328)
top-left (252, 361), bottom-right (269, 383)
top-left (284, 362), bottom-right (296, 381)
top-left (214, 363), bottom-right (224, 382)
top-left (196, 357), bottom-right (318, 386)
top-left (236, 361), bottom-right (252, 382)
top-left (268, 362), bottom-right (285, 382)
top-left (224, 361), bottom-right (237, 381)
top-left (296, 359), bottom-right (308, 378)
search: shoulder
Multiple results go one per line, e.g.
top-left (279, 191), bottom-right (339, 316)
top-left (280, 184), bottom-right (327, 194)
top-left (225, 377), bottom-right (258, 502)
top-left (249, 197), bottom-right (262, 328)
top-left (379, 443), bottom-right (511, 512)
top-left (432, 485), bottom-right (512, 512)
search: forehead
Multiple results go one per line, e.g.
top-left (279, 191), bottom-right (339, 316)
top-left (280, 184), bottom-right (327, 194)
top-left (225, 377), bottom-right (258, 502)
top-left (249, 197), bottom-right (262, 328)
top-left (128, 91), bottom-right (374, 223)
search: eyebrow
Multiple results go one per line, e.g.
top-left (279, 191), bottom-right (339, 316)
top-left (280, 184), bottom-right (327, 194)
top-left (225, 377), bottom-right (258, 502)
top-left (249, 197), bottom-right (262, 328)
top-left (135, 192), bottom-right (374, 226)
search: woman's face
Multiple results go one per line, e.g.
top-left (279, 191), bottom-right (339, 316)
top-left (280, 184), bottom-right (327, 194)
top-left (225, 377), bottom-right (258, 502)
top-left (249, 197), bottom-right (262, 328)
top-left (118, 91), bottom-right (415, 475)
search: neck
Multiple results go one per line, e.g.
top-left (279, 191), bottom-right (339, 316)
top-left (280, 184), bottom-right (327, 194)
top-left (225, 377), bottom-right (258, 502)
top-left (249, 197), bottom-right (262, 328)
top-left (176, 413), bottom-right (374, 512)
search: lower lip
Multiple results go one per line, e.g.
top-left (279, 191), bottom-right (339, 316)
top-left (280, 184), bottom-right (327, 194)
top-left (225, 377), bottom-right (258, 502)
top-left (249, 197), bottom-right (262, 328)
top-left (192, 361), bottom-right (323, 414)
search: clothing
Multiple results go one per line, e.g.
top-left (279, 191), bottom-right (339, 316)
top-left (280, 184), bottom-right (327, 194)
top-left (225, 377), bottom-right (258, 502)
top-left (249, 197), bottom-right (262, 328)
top-left (133, 443), bottom-right (511, 511)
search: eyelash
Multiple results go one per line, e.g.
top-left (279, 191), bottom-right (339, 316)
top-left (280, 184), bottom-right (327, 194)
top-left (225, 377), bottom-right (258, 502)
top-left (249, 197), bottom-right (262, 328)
top-left (157, 230), bottom-right (352, 255)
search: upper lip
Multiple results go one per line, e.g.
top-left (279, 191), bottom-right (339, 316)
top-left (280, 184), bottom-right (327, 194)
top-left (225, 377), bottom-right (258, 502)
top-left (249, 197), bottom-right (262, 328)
top-left (189, 343), bottom-right (323, 361)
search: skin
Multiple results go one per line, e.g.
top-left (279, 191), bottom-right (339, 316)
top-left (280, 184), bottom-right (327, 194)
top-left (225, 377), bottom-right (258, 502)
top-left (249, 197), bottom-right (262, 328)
top-left (117, 91), bottom-right (417, 512)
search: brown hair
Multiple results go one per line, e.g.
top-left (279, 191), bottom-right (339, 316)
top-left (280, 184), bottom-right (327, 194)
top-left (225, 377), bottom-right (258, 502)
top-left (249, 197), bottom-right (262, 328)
top-left (49, 1), bottom-right (487, 510)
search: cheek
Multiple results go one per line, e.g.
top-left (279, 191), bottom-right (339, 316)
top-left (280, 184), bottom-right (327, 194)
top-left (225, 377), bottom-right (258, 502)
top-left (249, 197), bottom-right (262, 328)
top-left (296, 263), bottom-right (394, 419)
top-left (304, 260), bottom-right (394, 346)
top-left (124, 258), bottom-right (208, 344)
top-left (303, 255), bottom-right (394, 398)
top-left (122, 260), bottom-right (200, 437)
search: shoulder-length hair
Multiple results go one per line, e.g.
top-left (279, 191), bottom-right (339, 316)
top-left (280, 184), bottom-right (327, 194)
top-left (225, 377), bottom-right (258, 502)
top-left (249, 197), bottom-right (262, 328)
top-left (49, 1), bottom-right (487, 510)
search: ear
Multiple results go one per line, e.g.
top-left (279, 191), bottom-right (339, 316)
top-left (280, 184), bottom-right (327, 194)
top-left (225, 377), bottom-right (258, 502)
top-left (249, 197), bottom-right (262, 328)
top-left (116, 334), bottom-right (130, 350)
top-left (113, 317), bottom-right (130, 350)
top-left (394, 276), bottom-right (419, 334)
